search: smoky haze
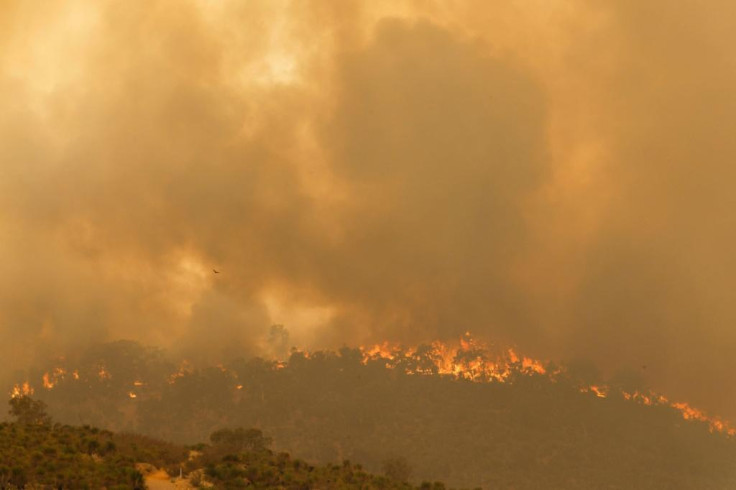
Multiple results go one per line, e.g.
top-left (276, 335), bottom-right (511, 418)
top-left (2, 0), bottom-right (736, 419)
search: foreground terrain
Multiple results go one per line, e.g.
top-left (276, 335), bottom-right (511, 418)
top-left (2, 401), bottom-right (435, 489)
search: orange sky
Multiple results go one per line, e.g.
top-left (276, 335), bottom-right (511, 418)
top-left (2, 0), bottom-right (736, 419)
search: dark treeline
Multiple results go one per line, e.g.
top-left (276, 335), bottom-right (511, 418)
top-left (11, 340), bottom-right (736, 489)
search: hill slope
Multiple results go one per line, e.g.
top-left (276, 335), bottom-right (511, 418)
top-left (12, 340), bottom-right (736, 489)
top-left (0, 411), bottom-right (433, 489)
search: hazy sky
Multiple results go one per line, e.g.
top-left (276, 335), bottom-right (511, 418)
top-left (2, 0), bottom-right (736, 419)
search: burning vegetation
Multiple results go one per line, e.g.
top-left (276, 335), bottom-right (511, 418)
top-left (359, 334), bottom-right (734, 436)
top-left (6, 336), bottom-right (736, 488)
top-left (21, 334), bottom-right (732, 435)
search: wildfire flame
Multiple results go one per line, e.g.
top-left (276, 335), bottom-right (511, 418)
top-left (9, 333), bottom-right (733, 437)
top-left (358, 334), bottom-right (735, 436)
top-left (360, 334), bottom-right (548, 383)
top-left (42, 367), bottom-right (67, 389)
top-left (10, 382), bottom-right (34, 398)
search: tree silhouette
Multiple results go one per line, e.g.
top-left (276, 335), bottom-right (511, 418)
top-left (8, 396), bottom-right (50, 425)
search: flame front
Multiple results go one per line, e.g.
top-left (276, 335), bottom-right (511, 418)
top-left (360, 334), bottom-right (548, 383)
top-left (359, 334), bottom-right (734, 436)
top-left (9, 333), bottom-right (733, 437)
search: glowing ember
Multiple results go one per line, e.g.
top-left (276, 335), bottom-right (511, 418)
top-left (97, 366), bottom-right (111, 380)
top-left (588, 385), bottom-right (608, 398)
top-left (168, 360), bottom-right (194, 384)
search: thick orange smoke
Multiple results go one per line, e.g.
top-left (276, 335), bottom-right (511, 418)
top-left (2, 0), bottom-right (736, 421)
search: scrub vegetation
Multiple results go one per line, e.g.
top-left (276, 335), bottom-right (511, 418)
top-left (1, 395), bottom-right (448, 489)
top-left (13, 340), bottom-right (736, 489)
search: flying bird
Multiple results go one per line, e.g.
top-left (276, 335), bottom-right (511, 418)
top-left (213, 269), bottom-right (221, 274)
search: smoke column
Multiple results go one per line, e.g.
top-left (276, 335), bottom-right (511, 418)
top-left (2, 0), bottom-right (736, 418)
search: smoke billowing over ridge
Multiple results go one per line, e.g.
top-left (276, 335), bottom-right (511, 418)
top-left (2, 0), bottom-right (736, 419)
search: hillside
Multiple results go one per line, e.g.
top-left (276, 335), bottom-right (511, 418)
top-left (0, 411), bottom-right (144, 488)
top-left (1, 402), bottom-right (433, 489)
top-left (10, 340), bottom-right (736, 489)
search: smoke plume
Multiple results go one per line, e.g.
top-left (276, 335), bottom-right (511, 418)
top-left (2, 0), bottom-right (736, 418)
